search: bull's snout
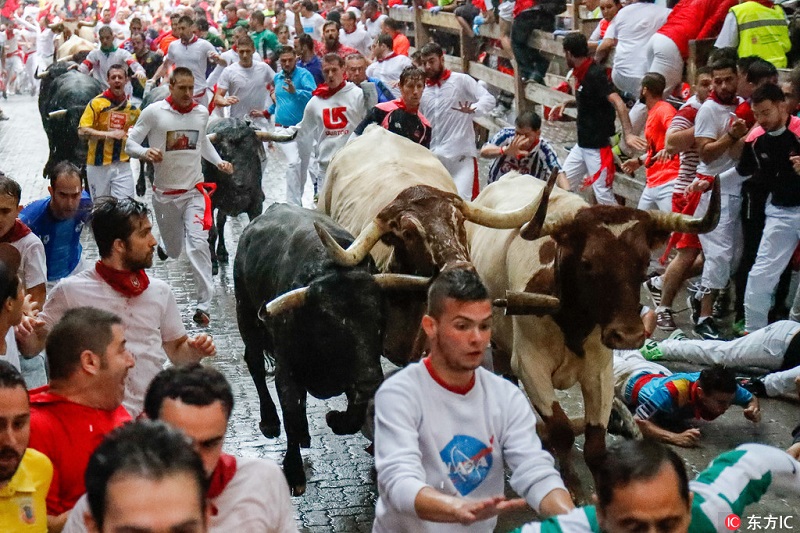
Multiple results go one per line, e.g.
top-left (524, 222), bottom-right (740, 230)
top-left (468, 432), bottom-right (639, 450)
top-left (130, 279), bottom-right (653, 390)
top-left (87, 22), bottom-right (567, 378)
top-left (601, 323), bottom-right (646, 350)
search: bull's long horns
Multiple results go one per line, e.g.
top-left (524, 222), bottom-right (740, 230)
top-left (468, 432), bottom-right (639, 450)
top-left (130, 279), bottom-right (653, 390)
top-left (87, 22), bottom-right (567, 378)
top-left (35, 70), bottom-right (49, 79)
top-left (520, 168), bottom-right (559, 241)
top-left (254, 129), bottom-right (298, 142)
top-left (373, 273), bottom-right (430, 290)
top-left (493, 291), bottom-right (561, 315)
top-left (259, 287), bottom-right (309, 320)
top-left (206, 133), bottom-right (218, 143)
top-left (648, 176), bottom-right (720, 234)
top-left (314, 221), bottom-right (384, 267)
top-left (457, 179), bottom-right (546, 229)
top-left (48, 109), bottom-right (68, 119)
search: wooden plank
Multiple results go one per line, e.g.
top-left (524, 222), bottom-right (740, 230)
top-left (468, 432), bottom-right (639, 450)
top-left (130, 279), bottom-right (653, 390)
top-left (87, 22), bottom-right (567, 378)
top-left (414, 6), bottom-right (431, 49)
top-left (476, 23), bottom-right (504, 40)
top-left (523, 83), bottom-right (577, 117)
top-left (469, 62), bottom-right (516, 93)
top-left (612, 173), bottom-right (646, 203)
top-left (527, 30), bottom-right (566, 58)
top-left (419, 10), bottom-right (462, 30)
top-left (389, 7), bottom-right (415, 23)
top-left (484, 44), bottom-right (513, 60)
top-left (444, 54), bottom-right (463, 72)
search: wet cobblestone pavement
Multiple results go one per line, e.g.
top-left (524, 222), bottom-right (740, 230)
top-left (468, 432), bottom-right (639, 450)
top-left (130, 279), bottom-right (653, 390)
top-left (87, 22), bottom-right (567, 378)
top-left (1, 95), bottom-right (797, 532)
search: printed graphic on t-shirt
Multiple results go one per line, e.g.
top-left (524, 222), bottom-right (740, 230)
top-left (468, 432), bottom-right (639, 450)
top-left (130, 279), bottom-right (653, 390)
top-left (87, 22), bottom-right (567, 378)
top-left (439, 434), bottom-right (494, 496)
top-left (108, 112), bottom-right (127, 130)
top-left (166, 130), bottom-right (199, 151)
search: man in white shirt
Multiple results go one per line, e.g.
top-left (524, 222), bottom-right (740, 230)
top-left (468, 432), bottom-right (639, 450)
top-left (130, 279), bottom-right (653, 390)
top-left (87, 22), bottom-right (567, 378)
top-left (419, 42), bottom-right (495, 200)
top-left (125, 67), bottom-right (234, 325)
top-left (154, 15), bottom-right (221, 105)
top-left (361, 0), bottom-right (387, 40)
top-left (78, 26), bottom-right (146, 91)
top-left (0, 245), bottom-right (27, 374)
top-left (214, 36), bottom-right (275, 128)
top-left (374, 269), bottom-right (574, 532)
top-left (206, 27), bottom-right (263, 88)
top-left (339, 10), bottom-right (372, 56)
top-left (292, 0), bottom-right (326, 41)
top-left (366, 34), bottom-right (412, 98)
top-left (64, 364), bottom-right (298, 533)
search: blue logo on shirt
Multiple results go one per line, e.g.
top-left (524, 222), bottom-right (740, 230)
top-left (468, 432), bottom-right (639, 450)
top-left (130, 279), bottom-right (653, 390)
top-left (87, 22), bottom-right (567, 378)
top-left (439, 435), bottom-right (493, 496)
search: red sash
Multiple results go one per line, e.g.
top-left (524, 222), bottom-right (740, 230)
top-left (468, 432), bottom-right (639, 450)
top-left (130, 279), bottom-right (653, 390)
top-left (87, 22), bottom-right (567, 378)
top-left (159, 183), bottom-right (218, 231)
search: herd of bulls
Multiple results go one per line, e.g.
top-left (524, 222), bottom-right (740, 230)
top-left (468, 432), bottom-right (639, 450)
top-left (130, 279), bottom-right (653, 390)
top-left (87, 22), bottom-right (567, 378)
top-left (37, 60), bottom-right (722, 499)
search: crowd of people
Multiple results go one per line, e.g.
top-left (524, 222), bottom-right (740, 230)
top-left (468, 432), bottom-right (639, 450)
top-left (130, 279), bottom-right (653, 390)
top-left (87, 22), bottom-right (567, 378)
top-left (0, 0), bottom-right (799, 530)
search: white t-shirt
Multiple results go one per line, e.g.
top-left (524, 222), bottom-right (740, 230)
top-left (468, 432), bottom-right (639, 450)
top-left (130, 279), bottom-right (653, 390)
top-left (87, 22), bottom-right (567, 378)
top-left (339, 26), bottom-right (373, 57)
top-left (217, 61), bottom-right (276, 119)
top-left (11, 231), bottom-right (47, 290)
top-left (40, 269), bottom-right (187, 417)
top-left (366, 53), bottom-right (413, 98)
top-left (694, 97), bottom-right (743, 182)
top-left (63, 457), bottom-right (299, 533)
top-left (362, 14), bottom-right (387, 39)
top-left (300, 12), bottom-right (326, 41)
top-left (206, 48), bottom-right (263, 87)
top-left (714, 11), bottom-right (739, 49)
top-left (166, 37), bottom-right (218, 95)
top-left (0, 328), bottom-right (21, 371)
top-left (605, 2), bottom-right (671, 81)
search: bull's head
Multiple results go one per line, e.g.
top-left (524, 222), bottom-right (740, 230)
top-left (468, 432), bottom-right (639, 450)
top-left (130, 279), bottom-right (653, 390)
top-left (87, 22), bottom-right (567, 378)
top-left (315, 183), bottom-right (550, 276)
top-left (521, 179), bottom-right (720, 355)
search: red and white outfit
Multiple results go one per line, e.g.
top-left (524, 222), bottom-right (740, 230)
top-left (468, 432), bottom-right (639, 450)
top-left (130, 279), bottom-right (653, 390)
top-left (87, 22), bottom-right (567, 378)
top-left (294, 81), bottom-right (366, 192)
top-left (2, 220), bottom-right (47, 292)
top-left (165, 36), bottom-right (218, 104)
top-left (125, 98), bottom-right (224, 313)
top-left (420, 70), bottom-right (495, 199)
top-left (0, 28), bottom-right (24, 81)
top-left (339, 25), bottom-right (372, 56)
top-left (64, 456), bottom-right (298, 533)
top-left (366, 52), bottom-right (413, 99)
top-left (361, 13), bottom-right (388, 39)
top-left (79, 47), bottom-right (145, 91)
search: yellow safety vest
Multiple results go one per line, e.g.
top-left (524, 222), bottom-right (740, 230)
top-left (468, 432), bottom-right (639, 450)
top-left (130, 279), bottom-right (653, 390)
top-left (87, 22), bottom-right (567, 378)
top-left (731, 1), bottom-right (791, 68)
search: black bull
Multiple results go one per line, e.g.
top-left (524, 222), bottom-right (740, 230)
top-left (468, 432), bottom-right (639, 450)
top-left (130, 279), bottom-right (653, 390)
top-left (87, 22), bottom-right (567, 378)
top-left (233, 204), bottom-right (428, 496)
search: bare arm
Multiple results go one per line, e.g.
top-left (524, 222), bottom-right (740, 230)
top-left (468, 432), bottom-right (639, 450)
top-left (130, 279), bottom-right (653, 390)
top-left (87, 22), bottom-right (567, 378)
top-left (594, 37), bottom-right (616, 64)
top-left (665, 126), bottom-right (695, 154)
top-left (608, 92), bottom-right (646, 151)
top-left (162, 333), bottom-right (216, 365)
top-left (414, 487), bottom-right (528, 524)
top-left (635, 417), bottom-right (701, 447)
top-left (78, 126), bottom-right (126, 141)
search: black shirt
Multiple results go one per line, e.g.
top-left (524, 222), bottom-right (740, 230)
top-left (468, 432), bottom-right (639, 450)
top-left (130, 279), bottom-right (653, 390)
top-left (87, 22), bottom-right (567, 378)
top-left (736, 119), bottom-right (800, 207)
top-left (354, 106), bottom-right (432, 148)
top-left (576, 62), bottom-right (615, 149)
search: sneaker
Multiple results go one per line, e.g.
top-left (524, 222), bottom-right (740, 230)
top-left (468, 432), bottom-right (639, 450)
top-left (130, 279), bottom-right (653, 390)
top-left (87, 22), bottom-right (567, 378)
top-left (737, 376), bottom-right (767, 397)
top-left (655, 307), bottom-right (675, 331)
top-left (732, 319), bottom-right (747, 338)
top-left (667, 328), bottom-right (688, 342)
top-left (640, 339), bottom-right (664, 361)
top-left (157, 245), bottom-right (168, 261)
top-left (644, 276), bottom-right (663, 306)
top-left (687, 294), bottom-right (702, 325)
top-left (192, 309), bottom-right (210, 326)
top-left (695, 317), bottom-right (723, 340)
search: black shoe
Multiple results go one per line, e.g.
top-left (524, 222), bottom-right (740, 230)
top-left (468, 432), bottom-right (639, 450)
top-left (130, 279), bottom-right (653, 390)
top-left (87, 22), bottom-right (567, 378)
top-left (713, 283), bottom-right (731, 319)
top-left (738, 376), bottom-right (767, 397)
top-left (192, 309), bottom-right (210, 326)
top-left (687, 294), bottom-right (701, 325)
top-left (695, 317), bottom-right (723, 340)
top-left (157, 245), bottom-right (168, 261)
top-left (644, 276), bottom-right (662, 306)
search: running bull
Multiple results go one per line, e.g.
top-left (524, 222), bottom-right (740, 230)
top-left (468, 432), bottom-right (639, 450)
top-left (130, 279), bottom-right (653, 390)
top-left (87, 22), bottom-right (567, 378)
top-left (315, 126), bottom-right (548, 364)
top-left (467, 171), bottom-right (720, 482)
top-left (234, 203), bottom-right (428, 496)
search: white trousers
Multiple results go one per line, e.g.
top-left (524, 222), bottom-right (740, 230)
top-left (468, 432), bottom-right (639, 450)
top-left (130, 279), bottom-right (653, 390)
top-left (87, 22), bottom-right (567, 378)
top-left (86, 161), bottom-right (135, 200)
top-left (280, 140), bottom-right (304, 206)
top-left (660, 320), bottom-right (800, 397)
top-left (563, 145), bottom-right (618, 205)
top-left (638, 181), bottom-right (675, 272)
top-left (152, 188), bottom-right (213, 312)
top-left (612, 349), bottom-right (672, 399)
top-left (438, 154), bottom-right (478, 200)
top-left (629, 101), bottom-right (648, 137)
top-left (745, 203), bottom-right (800, 331)
top-left (699, 192), bottom-right (742, 290)
top-left (646, 33), bottom-right (684, 97)
top-left (611, 70), bottom-right (642, 98)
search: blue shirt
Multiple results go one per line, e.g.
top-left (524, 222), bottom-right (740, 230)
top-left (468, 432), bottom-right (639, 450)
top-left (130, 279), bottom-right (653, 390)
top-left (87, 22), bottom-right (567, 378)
top-left (20, 193), bottom-right (92, 282)
top-left (297, 55), bottom-right (324, 85)
top-left (268, 66), bottom-right (316, 127)
top-left (487, 127), bottom-right (562, 183)
top-left (369, 77), bottom-right (395, 104)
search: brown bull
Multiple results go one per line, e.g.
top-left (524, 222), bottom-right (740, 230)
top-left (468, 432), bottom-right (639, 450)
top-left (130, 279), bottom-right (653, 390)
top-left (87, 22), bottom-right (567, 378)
top-left (316, 126), bottom-right (549, 364)
top-left (468, 171), bottom-right (720, 486)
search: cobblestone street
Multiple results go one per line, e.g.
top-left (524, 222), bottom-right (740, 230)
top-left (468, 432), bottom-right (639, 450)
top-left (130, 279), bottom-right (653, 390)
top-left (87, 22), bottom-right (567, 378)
top-left (0, 94), bottom-right (797, 532)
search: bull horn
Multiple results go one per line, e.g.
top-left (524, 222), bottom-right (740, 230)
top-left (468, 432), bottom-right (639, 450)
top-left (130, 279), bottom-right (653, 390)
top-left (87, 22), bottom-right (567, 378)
top-left (519, 167), bottom-right (559, 241)
top-left (314, 220), bottom-right (384, 267)
top-left (493, 291), bottom-right (560, 315)
top-left (458, 177), bottom-right (546, 229)
top-left (258, 287), bottom-right (309, 320)
top-left (373, 273), bottom-right (430, 290)
top-left (648, 176), bottom-right (720, 235)
top-left (48, 109), bottom-right (68, 119)
top-left (35, 70), bottom-right (48, 79)
top-left (206, 133), bottom-right (218, 143)
top-left (255, 129), bottom-right (298, 142)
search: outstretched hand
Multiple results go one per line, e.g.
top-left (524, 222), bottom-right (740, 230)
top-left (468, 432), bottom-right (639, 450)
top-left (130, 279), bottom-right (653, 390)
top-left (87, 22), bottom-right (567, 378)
top-left (452, 496), bottom-right (528, 525)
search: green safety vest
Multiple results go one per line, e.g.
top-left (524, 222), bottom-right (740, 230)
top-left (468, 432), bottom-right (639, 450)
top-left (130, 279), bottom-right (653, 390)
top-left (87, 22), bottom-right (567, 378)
top-left (731, 1), bottom-right (791, 68)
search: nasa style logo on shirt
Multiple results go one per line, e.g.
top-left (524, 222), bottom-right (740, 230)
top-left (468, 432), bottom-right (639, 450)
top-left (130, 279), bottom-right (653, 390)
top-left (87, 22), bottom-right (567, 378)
top-left (439, 434), bottom-right (494, 496)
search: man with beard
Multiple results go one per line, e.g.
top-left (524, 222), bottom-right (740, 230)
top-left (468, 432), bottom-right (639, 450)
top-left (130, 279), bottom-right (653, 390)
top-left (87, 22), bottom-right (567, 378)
top-left (0, 361), bottom-right (52, 532)
top-left (373, 269), bottom-right (574, 532)
top-left (17, 197), bottom-right (216, 418)
top-left (613, 350), bottom-right (760, 447)
top-left (313, 21), bottom-right (357, 60)
top-left (27, 307), bottom-right (134, 531)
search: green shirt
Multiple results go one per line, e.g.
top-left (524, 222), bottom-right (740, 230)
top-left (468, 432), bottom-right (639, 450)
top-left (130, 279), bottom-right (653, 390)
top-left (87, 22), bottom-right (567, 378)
top-left (251, 29), bottom-right (279, 57)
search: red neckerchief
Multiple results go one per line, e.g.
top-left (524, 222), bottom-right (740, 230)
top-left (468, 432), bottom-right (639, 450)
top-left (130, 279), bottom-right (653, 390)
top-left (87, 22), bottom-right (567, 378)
top-left (312, 81), bottom-right (346, 98)
top-left (422, 357), bottom-right (475, 395)
top-left (0, 220), bottom-right (32, 243)
top-left (102, 89), bottom-right (128, 106)
top-left (572, 57), bottom-right (594, 87)
top-left (377, 52), bottom-right (396, 63)
top-left (95, 260), bottom-right (150, 297)
top-left (425, 69), bottom-right (451, 87)
top-left (166, 95), bottom-right (198, 114)
top-left (207, 454), bottom-right (237, 504)
top-left (226, 18), bottom-right (238, 29)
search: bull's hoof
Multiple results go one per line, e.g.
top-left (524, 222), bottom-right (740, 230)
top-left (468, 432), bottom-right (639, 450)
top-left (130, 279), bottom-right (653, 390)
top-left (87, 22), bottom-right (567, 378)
top-left (290, 483), bottom-right (306, 497)
top-left (217, 250), bottom-right (229, 263)
top-left (260, 421), bottom-right (281, 439)
top-left (211, 260), bottom-right (219, 276)
top-left (283, 448), bottom-right (306, 496)
top-left (326, 410), bottom-right (363, 435)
